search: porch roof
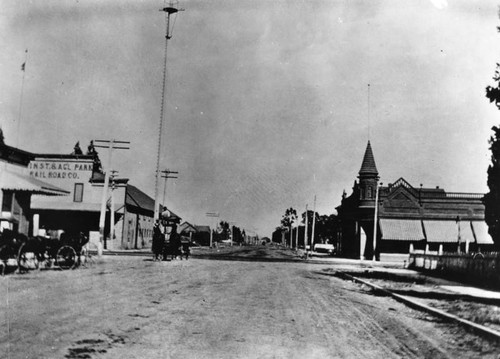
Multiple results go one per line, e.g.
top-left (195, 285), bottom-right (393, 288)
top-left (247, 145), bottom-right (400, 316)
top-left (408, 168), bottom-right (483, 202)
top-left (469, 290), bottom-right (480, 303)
top-left (379, 219), bottom-right (424, 241)
top-left (1, 169), bottom-right (69, 196)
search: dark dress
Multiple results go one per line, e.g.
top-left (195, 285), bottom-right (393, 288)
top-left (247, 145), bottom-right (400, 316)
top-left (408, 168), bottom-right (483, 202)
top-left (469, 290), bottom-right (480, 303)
top-left (152, 226), bottom-right (164, 258)
top-left (182, 242), bottom-right (191, 260)
top-left (169, 232), bottom-right (182, 259)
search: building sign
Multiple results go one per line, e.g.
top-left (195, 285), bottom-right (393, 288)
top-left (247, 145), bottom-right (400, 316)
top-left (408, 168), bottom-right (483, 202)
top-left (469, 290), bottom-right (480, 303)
top-left (29, 161), bottom-right (93, 180)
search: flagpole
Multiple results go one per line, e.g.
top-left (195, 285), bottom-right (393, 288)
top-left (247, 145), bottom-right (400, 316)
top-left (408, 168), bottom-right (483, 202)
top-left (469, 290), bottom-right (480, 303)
top-left (16, 49), bottom-right (28, 148)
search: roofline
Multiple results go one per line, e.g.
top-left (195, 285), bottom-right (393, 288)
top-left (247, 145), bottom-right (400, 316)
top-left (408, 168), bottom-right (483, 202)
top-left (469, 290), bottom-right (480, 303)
top-left (34, 154), bottom-right (96, 160)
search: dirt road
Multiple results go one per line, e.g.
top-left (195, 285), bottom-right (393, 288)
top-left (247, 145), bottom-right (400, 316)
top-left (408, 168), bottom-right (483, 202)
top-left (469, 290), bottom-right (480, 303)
top-left (1, 247), bottom-right (499, 358)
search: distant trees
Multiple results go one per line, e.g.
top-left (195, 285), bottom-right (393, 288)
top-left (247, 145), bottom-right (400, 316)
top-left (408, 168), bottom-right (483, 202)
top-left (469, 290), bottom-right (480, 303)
top-left (272, 227), bottom-right (283, 244)
top-left (273, 207), bottom-right (338, 249)
top-left (212, 220), bottom-right (245, 244)
top-left (232, 226), bottom-right (245, 244)
top-left (316, 214), bottom-right (339, 244)
top-left (281, 208), bottom-right (297, 228)
top-left (280, 207), bottom-right (297, 245)
top-left (484, 64), bottom-right (500, 247)
top-left (213, 221), bottom-right (229, 243)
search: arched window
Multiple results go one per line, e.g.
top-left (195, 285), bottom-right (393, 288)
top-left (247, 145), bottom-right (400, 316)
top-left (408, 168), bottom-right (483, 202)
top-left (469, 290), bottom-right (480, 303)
top-left (367, 186), bottom-right (373, 198)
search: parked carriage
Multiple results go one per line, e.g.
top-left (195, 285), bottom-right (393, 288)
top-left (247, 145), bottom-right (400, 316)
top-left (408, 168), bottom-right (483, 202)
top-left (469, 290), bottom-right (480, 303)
top-left (0, 229), bottom-right (91, 274)
top-left (0, 229), bottom-right (26, 275)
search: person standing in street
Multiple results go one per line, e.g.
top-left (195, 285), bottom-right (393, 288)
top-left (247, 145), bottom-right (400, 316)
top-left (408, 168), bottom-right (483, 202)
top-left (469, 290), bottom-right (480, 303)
top-left (182, 240), bottom-right (191, 260)
top-left (169, 224), bottom-right (182, 260)
top-left (152, 220), bottom-right (164, 261)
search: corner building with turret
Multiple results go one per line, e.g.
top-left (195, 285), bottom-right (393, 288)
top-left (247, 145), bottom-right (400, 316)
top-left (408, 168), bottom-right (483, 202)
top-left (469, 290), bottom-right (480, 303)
top-left (336, 141), bottom-right (494, 259)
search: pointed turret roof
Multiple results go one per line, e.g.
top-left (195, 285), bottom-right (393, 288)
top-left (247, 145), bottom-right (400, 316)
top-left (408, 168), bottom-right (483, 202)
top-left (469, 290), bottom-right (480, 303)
top-left (358, 141), bottom-right (378, 177)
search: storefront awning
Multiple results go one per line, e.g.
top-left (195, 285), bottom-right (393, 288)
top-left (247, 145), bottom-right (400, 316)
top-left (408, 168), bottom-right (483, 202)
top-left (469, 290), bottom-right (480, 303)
top-left (471, 221), bottom-right (495, 245)
top-left (1, 169), bottom-right (69, 196)
top-left (379, 219), bottom-right (425, 241)
top-left (30, 201), bottom-right (101, 212)
top-left (423, 220), bottom-right (459, 243)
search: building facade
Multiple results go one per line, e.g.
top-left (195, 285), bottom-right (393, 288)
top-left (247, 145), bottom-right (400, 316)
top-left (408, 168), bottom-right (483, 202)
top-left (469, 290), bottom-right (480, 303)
top-left (179, 221), bottom-right (211, 246)
top-left (28, 153), bottom-right (166, 250)
top-left (1, 140), bottom-right (166, 250)
top-left (336, 141), bottom-right (493, 259)
top-left (1, 142), bottom-right (68, 236)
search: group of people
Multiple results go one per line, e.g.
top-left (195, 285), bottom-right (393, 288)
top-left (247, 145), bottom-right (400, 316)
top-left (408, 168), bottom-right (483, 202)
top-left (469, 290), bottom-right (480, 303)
top-left (152, 221), bottom-right (190, 261)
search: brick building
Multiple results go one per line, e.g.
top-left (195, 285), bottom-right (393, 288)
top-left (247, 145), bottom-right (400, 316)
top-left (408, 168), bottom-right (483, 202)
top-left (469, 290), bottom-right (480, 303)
top-left (336, 141), bottom-right (493, 259)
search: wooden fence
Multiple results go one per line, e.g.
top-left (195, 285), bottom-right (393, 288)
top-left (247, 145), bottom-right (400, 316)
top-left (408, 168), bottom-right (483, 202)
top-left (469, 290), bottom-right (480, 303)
top-left (408, 251), bottom-right (500, 288)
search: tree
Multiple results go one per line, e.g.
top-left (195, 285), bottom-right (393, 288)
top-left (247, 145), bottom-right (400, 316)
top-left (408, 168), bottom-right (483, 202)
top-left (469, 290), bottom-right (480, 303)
top-left (280, 207), bottom-right (297, 246)
top-left (316, 214), bottom-right (338, 244)
top-left (0, 127), bottom-right (4, 145)
top-left (485, 63), bottom-right (500, 247)
top-left (301, 210), bottom-right (319, 248)
top-left (272, 227), bottom-right (282, 244)
top-left (213, 221), bottom-right (230, 243)
top-left (280, 207), bottom-right (297, 228)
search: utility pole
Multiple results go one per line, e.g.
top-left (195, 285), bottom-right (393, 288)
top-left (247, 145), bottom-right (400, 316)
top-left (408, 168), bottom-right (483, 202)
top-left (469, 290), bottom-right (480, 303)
top-left (161, 169), bottom-right (178, 208)
top-left (228, 221), bottom-right (236, 246)
top-left (295, 214), bottom-right (299, 249)
top-left (372, 182), bottom-right (382, 262)
top-left (206, 212), bottom-right (219, 248)
top-left (94, 139), bottom-right (130, 256)
top-left (311, 195), bottom-right (317, 253)
top-left (109, 170), bottom-right (118, 248)
top-left (305, 204), bottom-right (309, 257)
top-left (154, 2), bottom-right (184, 223)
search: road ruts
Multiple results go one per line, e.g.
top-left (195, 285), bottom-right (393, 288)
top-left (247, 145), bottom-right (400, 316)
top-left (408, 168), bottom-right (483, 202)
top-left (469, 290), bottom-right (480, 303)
top-left (2, 255), bottom-right (499, 358)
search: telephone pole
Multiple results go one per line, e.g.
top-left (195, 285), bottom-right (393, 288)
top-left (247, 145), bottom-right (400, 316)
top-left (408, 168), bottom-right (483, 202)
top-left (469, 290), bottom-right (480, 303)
top-left (206, 212), bottom-right (219, 248)
top-left (372, 182), bottom-right (382, 262)
top-left (311, 195), bottom-right (317, 253)
top-left (109, 170), bottom-right (118, 247)
top-left (161, 169), bottom-right (178, 208)
top-left (93, 139), bottom-right (130, 255)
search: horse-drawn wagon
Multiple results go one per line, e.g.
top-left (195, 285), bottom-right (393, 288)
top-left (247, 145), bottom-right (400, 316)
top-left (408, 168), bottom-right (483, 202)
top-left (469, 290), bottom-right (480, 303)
top-left (0, 229), bottom-right (93, 275)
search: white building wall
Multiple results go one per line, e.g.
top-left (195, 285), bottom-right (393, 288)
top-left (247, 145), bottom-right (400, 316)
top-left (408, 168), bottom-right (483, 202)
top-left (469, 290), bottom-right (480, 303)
top-left (29, 157), bottom-right (126, 240)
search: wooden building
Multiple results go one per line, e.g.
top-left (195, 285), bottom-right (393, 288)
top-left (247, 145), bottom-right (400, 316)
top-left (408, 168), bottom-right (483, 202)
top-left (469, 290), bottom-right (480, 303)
top-left (179, 221), bottom-right (211, 246)
top-left (1, 142), bottom-right (68, 236)
top-left (1, 140), bottom-right (180, 250)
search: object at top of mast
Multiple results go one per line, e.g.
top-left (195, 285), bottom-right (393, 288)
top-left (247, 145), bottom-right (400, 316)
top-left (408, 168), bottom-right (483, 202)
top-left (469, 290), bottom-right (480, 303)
top-left (160, 0), bottom-right (185, 14)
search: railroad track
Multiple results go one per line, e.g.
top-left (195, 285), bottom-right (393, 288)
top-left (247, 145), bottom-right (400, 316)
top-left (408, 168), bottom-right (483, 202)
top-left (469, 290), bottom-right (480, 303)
top-left (334, 271), bottom-right (500, 343)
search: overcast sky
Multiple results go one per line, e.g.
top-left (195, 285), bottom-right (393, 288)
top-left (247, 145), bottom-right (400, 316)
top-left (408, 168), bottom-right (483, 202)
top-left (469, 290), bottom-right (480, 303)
top-left (1, 0), bottom-right (499, 237)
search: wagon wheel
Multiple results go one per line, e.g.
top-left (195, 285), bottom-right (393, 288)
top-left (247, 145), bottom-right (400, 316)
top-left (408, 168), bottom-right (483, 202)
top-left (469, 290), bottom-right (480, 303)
top-left (17, 243), bottom-right (39, 272)
top-left (473, 252), bottom-right (485, 260)
top-left (56, 246), bottom-right (77, 270)
top-left (0, 244), bottom-right (16, 275)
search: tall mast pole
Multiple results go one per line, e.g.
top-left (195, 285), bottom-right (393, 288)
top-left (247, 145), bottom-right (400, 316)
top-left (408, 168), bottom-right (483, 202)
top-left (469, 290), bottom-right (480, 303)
top-left (154, 3), bottom-right (184, 222)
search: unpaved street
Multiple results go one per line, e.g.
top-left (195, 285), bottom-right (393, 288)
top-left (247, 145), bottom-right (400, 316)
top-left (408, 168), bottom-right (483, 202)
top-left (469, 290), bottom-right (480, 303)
top-left (1, 247), bottom-right (499, 358)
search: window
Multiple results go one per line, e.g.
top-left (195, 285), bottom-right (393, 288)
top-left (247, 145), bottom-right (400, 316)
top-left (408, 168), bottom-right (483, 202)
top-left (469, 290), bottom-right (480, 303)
top-left (367, 186), bottom-right (373, 198)
top-left (74, 183), bottom-right (84, 202)
top-left (2, 191), bottom-right (12, 212)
